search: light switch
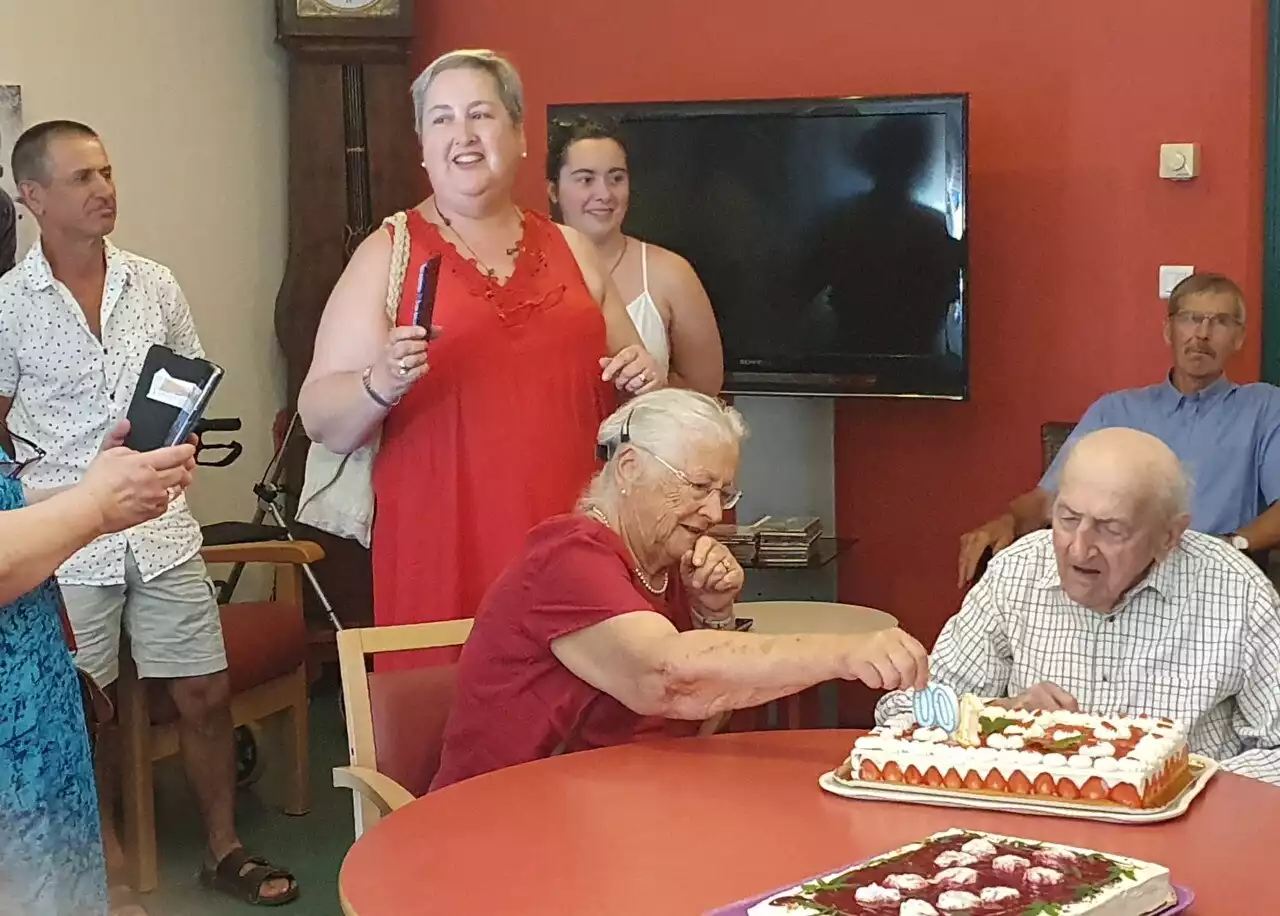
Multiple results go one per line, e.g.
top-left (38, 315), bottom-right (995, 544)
top-left (1159, 265), bottom-right (1195, 300)
top-left (1159, 143), bottom-right (1200, 180)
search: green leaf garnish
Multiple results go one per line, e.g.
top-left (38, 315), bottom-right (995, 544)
top-left (799, 875), bottom-right (853, 895)
top-left (981, 715), bottom-right (1020, 735)
top-left (1040, 733), bottom-right (1088, 752)
top-left (1022, 904), bottom-right (1063, 916)
top-left (1108, 863), bottom-right (1137, 882)
top-left (1074, 884), bottom-right (1102, 901)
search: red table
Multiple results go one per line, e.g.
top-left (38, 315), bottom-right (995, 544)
top-left (339, 730), bottom-right (1279, 914)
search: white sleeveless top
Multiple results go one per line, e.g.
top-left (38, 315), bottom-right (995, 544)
top-left (625, 243), bottom-right (670, 376)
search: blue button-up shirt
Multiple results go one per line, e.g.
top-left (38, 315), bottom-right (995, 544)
top-left (1040, 375), bottom-right (1280, 534)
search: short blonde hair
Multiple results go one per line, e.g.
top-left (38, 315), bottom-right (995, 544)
top-left (410, 49), bottom-right (524, 135)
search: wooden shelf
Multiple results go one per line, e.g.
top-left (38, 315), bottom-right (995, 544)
top-left (739, 537), bottom-right (855, 570)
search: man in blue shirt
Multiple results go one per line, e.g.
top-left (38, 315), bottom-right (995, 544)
top-left (958, 272), bottom-right (1280, 586)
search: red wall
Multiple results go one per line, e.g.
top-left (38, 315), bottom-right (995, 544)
top-left (415, 0), bottom-right (1270, 642)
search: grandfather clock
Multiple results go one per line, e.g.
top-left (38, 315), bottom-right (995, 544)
top-left (274, 0), bottom-right (420, 631)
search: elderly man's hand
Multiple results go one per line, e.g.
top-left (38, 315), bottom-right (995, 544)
top-left (992, 681), bottom-right (1079, 713)
top-left (680, 535), bottom-right (743, 614)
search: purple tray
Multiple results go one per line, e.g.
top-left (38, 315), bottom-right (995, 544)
top-left (705, 880), bottom-right (1194, 915)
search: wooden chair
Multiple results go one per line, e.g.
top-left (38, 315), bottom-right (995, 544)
top-left (115, 540), bottom-right (320, 892)
top-left (333, 619), bottom-right (475, 839)
top-left (333, 619), bottom-right (731, 840)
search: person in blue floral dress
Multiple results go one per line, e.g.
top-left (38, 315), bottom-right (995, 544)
top-left (0, 478), bottom-right (107, 915)
top-left (0, 427), bottom-right (196, 915)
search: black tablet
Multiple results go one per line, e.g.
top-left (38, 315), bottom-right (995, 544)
top-left (123, 345), bottom-right (224, 452)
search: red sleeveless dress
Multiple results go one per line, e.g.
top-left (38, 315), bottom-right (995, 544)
top-left (371, 209), bottom-right (617, 670)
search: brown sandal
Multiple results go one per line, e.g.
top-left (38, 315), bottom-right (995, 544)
top-left (198, 847), bottom-right (299, 907)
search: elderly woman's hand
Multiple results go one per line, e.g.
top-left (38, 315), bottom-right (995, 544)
top-left (680, 535), bottom-right (743, 614)
top-left (600, 345), bottom-right (665, 395)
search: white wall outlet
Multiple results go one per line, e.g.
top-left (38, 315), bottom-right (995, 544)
top-left (1159, 264), bottom-right (1195, 300)
top-left (1159, 143), bottom-right (1200, 180)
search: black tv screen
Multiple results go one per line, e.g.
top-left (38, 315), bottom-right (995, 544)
top-left (548, 94), bottom-right (969, 399)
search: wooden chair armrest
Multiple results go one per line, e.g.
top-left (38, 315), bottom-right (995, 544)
top-left (201, 540), bottom-right (325, 566)
top-left (332, 765), bottom-right (415, 817)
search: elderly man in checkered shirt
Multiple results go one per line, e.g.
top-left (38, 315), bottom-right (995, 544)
top-left (879, 426), bottom-right (1280, 785)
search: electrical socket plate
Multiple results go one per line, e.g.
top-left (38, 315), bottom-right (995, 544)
top-left (1159, 265), bottom-right (1195, 300)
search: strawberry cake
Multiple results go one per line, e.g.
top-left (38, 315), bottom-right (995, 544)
top-left (747, 828), bottom-right (1175, 916)
top-left (837, 700), bottom-right (1191, 809)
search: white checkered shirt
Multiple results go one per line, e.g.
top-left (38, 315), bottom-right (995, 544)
top-left (877, 529), bottom-right (1280, 785)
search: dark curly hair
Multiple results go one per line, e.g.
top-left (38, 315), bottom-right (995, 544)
top-left (546, 114), bottom-right (627, 183)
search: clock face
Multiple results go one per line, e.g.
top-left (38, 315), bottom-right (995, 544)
top-left (296, 0), bottom-right (398, 16)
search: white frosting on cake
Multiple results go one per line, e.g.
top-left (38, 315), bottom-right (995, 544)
top-left (959, 837), bottom-right (998, 858)
top-left (1034, 848), bottom-right (1077, 866)
top-left (934, 866), bottom-right (979, 886)
top-left (899, 901), bottom-right (939, 916)
top-left (981, 886), bottom-right (1020, 903)
top-left (933, 851), bottom-right (978, 868)
top-left (845, 703), bottom-right (1189, 799)
top-left (1026, 866), bottom-right (1064, 885)
top-left (884, 873), bottom-right (930, 892)
top-left (936, 890), bottom-right (982, 911)
top-left (992, 854), bottom-right (1030, 873)
top-left (854, 884), bottom-right (901, 904)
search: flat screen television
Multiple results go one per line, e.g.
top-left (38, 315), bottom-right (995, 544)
top-left (547, 94), bottom-right (969, 399)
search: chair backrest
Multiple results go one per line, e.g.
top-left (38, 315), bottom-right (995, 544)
top-left (972, 421), bottom-right (1078, 585)
top-left (336, 620), bottom-right (474, 835)
top-left (1041, 421), bottom-right (1077, 474)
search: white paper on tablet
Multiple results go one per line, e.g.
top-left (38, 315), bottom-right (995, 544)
top-left (147, 368), bottom-right (200, 409)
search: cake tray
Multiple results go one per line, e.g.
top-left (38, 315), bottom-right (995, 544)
top-left (817, 754), bottom-right (1217, 824)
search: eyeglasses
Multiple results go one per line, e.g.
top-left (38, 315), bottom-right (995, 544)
top-left (1169, 310), bottom-right (1241, 331)
top-left (637, 445), bottom-right (742, 510)
top-left (1, 429), bottom-right (45, 481)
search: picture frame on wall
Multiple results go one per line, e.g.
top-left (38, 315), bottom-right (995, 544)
top-left (0, 84), bottom-right (35, 271)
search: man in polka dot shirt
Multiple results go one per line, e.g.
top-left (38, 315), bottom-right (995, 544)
top-left (0, 121), bottom-right (297, 908)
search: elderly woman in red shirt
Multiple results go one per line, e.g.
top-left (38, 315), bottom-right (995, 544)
top-left (431, 389), bottom-right (930, 789)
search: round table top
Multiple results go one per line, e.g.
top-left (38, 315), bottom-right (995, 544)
top-left (339, 730), bottom-right (1276, 915)
top-left (737, 601), bottom-right (898, 635)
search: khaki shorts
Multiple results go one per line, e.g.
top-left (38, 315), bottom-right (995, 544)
top-left (60, 549), bottom-right (228, 688)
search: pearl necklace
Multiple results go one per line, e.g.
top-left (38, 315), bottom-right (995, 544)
top-left (584, 506), bottom-right (668, 595)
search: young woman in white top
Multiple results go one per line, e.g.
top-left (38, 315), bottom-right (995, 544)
top-left (548, 117), bottom-right (724, 396)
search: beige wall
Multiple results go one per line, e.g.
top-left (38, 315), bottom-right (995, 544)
top-left (0, 0), bottom-right (288, 532)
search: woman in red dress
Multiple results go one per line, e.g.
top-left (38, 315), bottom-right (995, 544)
top-left (299, 50), bottom-right (662, 669)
